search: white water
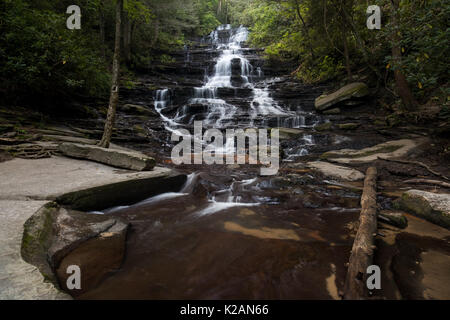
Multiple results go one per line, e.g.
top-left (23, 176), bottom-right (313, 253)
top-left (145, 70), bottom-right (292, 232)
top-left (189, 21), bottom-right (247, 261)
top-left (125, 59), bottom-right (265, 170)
top-left (149, 25), bottom-right (316, 215)
top-left (196, 177), bottom-right (260, 216)
top-left (155, 25), bottom-right (291, 130)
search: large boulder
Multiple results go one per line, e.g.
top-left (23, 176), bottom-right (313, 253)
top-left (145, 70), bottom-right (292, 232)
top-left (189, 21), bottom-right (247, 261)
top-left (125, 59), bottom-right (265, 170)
top-left (59, 143), bottom-right (156, 171)
top-left (307, 161), bottom-right (365, 181)
top-left (320, 138), bottom-right (429, 164)
top-left (53, 209), bottom-right (128, 296)
top-left (315, 82), bottom-right (369, 111)
top-left (22, 204), bottom-right (129, 296)
top-left (395, 190), bottom-right (450, 229)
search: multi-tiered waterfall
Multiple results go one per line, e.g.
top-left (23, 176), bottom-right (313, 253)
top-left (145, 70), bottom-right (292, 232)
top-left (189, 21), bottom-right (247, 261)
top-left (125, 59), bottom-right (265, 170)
top-left (154, 25), bottom-right (318, 159)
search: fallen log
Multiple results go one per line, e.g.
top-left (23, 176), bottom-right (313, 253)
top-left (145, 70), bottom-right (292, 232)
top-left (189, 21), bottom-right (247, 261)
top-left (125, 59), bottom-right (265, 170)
top-left (343, 167), bottom-right (378, 300)
top-left (377, 156), bottom-right (449, 181)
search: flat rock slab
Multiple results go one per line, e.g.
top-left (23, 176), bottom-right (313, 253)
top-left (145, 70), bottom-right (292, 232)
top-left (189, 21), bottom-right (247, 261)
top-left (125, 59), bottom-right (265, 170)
top-left (275, 128), bottom-right (304, 140)
top-left (0, 156), bottom-right (172, 201)
top-left (59, 143), bottom-right (155, 171)
top-left (0, 155), bottom-right (183, 299)
top-left (396, 190), bottom-right (450, 229)
top-left (315, 82), bottom-right (369, 111)
top-left (321, 138), bottom-right (428, 164)
top-left (0, 200), bottom-right (70, 300)
top-left (307, 161), bottom-right (365, 181)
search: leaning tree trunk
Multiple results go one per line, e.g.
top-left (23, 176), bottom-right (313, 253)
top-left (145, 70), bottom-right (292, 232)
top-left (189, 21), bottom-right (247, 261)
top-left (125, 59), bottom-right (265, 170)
top-left (99, 0), bottom-right (106, 58)
top-left (98, 0), bottom-right (123, 149)
top-left (390, 0), bottom-right (417, 110)
top-left (344, 167), bottom-right (378, 300)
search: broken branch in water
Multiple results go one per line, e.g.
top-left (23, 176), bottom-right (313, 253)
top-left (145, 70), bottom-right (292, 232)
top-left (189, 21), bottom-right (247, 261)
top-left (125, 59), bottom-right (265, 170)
top-left (403, 179), bottom-right (450, 188)
top-left (344, 167), bottom-right (378, 300)
top-left (377, 156), bottom-right (449, 181)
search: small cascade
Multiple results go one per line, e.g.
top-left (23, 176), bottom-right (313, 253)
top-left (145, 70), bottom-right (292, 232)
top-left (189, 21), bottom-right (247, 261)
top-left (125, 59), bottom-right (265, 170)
top-left (197, 177), bottom-right (259, 216)
top-left (284, 133), bottom-right (316, 161)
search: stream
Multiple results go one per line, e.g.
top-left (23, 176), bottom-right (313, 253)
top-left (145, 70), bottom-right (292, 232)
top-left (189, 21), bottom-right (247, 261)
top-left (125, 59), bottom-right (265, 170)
top-left (76, 25), bottom-right (449, 300)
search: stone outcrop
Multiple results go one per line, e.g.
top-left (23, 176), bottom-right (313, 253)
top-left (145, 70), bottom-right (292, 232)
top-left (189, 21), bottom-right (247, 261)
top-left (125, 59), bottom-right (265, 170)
top-left (315, 122), bottom-right (333, 132)
top-left (276, 128), bottom-right (304, 140)
top-left (378, 211), bottom-right (408, 229)
top-left (315, 82), bottom-right (369, 111)
top-left (338, 123), bottom-right (360, 130)
top-left (59, 142), bottom-right (156, 171)
top-left (22, 204), bottom-right (129, 296)
top-left (307, 161), bottom-right (365, 181)
top-left (395, 190), bottom-right (450, 229)
top-left (120, 104), bottom-right (157, 117)
top-left (52, 209), bottom-right (128, 295)
top-left (321, 138), bottom-right (428, 164)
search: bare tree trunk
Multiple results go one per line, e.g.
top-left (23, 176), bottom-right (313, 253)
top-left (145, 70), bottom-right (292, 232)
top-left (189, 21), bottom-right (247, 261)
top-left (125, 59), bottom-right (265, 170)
top-left (123, 14), bottom-right (132, 63)
top-left (99, 0), bottom-right (106, 59)
top-left (344, 167), bottom-right (378, 300)
top-left (343, 33), bottom-right (352, 79)
top-left (294, 0), bottom-right (315, 60)
top-left (98, 0), bottom-right (123, 149)
top-left (390, 0), bottom-right (417, 110)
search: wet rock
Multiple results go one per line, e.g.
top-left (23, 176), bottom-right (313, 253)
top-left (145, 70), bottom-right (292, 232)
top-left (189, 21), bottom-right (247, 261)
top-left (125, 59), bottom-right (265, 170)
top-left (323, 108), bottom-right (341, 115)
top-left (120, 104), bottom-right (157, 117)
top-left (307, 161), bottom-right (365, 181)
top-left (0, 124), bottom-right (14, 134)
top-left (231, 58), bottom-right (242, 76)
top-left (338, 123), bottom-right (360, 130)
top-left (315, 122), bottom-right (333, 132)
top-left (320, 138), bottom-right (429, 164)
top-left (378, 211), bottom-right (408, 229)
top-left (230, 75), bottom-right (244, 87)
top-left (48, 208), bottom-right (128, 267)
top-left (315, 82), bottom-right (369, 111)
top-left (59, 142), bottom-right (156, 171)
top-left (271, 174), bottom-right (314, 189)
top-left (395, 190), bottom-right (450, 229)
top-left (276, 128), bottom-right (304, 140)
top-left (54, 209), bottom-right (128, 296)
top-left (182, 103), bottom-right (209, 115)
top-left (22, 203), bottom-right (128, 296)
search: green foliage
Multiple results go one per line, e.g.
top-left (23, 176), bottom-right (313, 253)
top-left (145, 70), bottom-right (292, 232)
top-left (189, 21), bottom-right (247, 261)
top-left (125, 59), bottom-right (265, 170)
top-left (0, 0), bottom-right (110, 104)
top-left (380, 0), bottom-right (450, 99)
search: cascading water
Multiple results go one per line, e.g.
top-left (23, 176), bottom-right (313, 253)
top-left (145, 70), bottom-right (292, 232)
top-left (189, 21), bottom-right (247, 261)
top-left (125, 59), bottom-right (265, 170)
top-left (150, 25), bottom-right (317, 214)
top-left (154, 25), bottom-right (291, 131)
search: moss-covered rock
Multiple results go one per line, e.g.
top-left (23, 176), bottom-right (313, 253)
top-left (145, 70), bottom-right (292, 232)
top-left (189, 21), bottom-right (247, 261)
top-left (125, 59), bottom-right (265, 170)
top-left (338, 123), bottom-right (360, 130)
top-left (120, 104), bottom-right (157, 117)
top-left (320, 138), bottom-right (428, 164)
top-left (21, 202), bottom-right (130, 295)
top-left (395, 190), bottom-right (450, 229)
top-left (274, 128), bottom-right (304, 140)
top-left (21, 202), bottom-right (60, 286)
top-left (315, 82), bottom-right (369, 111)
top-left (315, 122), bottom-right (333, 132)
top-left (378, 211), bottom-right (408, 229)
top-left (323, 108), bottom-right (341, 115)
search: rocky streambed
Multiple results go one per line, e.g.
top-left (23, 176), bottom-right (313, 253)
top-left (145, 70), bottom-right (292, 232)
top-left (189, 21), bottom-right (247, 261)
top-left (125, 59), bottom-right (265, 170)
top-left (1, 25), bottom-right (449, 300)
